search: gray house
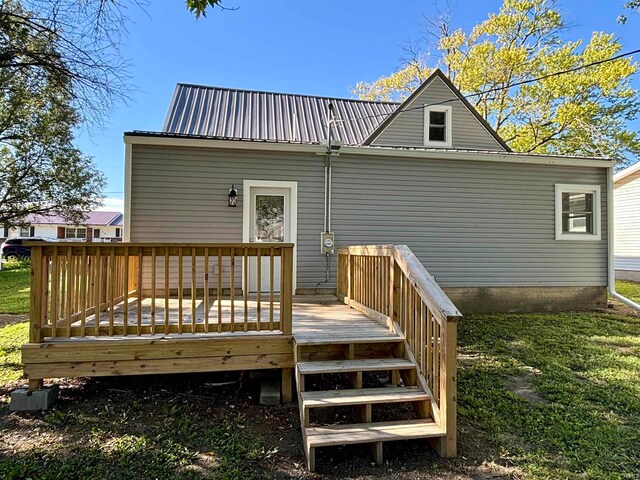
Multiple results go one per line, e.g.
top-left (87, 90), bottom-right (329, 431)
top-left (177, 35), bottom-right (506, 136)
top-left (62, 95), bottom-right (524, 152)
top-left (124, 69), bottom-right (614, 313)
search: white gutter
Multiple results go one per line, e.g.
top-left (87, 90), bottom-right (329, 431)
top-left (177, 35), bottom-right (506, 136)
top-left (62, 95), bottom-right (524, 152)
top-left (607, 166), bottom-right (640, 310)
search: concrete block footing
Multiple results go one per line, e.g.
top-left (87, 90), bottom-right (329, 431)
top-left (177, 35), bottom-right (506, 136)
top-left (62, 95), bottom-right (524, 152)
top-left (259, 378), bottom-right (281, 406)
top-left (10, 385), bottom-right (59, 411)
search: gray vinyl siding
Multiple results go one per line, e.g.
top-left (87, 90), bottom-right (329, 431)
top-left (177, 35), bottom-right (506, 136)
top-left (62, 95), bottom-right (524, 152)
top-left (130, 144), bottom-right (608, 290)
top-left (614, 171), bottom-right (640, 272)
top-left (130, 145), bottom-right (326, 289)
top-left (332, 155), bottom-right (607, 287)
top-left (372, 76), bottom-right (505, 151)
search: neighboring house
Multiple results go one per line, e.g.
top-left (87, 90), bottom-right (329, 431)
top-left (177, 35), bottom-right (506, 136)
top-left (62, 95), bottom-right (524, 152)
top-left (123, 69), bottom-right (614, 313)
top-left (5, 211), bottom-right (124, 242)
top-left (614, 162), bottom-right (640, 281)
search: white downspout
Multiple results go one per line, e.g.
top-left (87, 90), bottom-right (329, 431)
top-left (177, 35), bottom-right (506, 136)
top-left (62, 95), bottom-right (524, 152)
top-left (607, 165), bottom-right (640, 310)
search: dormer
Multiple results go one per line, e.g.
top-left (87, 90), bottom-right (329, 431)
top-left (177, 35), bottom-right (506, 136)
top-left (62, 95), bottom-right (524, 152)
top-left (363, 69), bottom-right (510, 152)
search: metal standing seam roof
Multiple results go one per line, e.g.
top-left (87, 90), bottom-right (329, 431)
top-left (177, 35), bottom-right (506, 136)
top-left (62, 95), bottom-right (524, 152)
top-left (162, 83), bottom-right (399, 146)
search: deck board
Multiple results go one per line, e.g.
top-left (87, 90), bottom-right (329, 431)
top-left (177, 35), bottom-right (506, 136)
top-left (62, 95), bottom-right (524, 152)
top-left (49, 296), bottom-right (395, 342)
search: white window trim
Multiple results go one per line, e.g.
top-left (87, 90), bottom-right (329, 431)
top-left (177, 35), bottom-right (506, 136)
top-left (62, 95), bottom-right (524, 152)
top-left (555, 184), bottom-right (602, 241)
top-left (423, 105), bottom-right (452, 147)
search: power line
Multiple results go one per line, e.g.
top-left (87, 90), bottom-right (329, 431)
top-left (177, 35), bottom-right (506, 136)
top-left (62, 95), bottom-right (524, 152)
top-left (336, 48), bottom-right (640, 124)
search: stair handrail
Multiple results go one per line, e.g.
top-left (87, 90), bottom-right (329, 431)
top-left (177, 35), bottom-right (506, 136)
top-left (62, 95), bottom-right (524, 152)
top-left (336, 244), bottom-right (462, 457)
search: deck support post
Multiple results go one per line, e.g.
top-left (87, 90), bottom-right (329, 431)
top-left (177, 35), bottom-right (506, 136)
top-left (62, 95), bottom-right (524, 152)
top-left (281, 368), bottom-right (292, 403)
top-left (28, 246), bottom-right (45, 391)
top-left (28, 379), bottom-right (43, 391)
top-left (435, 318), bottom-right (457, 457)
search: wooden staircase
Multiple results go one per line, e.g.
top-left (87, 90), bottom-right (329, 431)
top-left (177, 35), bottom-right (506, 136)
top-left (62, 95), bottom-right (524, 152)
top-left (295, 336), bottom-right (446, 471)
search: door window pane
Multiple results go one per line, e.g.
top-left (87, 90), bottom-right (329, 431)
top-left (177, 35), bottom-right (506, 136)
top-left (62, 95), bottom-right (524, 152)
top-left (255, 195), bottom-right (284, 242)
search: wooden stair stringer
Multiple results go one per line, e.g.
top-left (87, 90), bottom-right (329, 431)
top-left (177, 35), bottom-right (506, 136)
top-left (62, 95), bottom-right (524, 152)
top-left (294, 334), bottom-right (445, 472)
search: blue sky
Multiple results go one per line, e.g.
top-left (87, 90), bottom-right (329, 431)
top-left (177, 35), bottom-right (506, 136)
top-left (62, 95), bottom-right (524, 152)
top-left (79, 0), bottom-right (640, 211)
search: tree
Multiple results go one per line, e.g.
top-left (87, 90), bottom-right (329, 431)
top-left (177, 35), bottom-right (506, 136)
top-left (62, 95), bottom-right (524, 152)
top-left (354, 0), bottom-right (640, 164)
top-left (0, 0), bottom-right (232, 227)
top-left (618, 1), bottom-right (640, 23)
top-left (0, 0), bottom-right (105, 227)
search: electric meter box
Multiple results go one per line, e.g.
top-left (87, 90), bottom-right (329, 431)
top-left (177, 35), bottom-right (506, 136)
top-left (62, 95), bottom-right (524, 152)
top-left (321, 232), bottom-right (335, 254)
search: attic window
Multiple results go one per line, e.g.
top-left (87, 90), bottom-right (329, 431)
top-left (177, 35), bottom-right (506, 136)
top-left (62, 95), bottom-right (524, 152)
top-left (424, 105), bottom-right (452, 147)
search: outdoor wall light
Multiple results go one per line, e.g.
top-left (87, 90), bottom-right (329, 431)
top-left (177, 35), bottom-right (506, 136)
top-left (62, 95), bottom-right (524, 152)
top-left (228, 184), bottom-right (238, 207)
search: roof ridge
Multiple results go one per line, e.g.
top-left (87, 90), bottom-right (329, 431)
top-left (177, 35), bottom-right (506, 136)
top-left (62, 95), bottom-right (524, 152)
top-left (175, 82), bottom-right (401, 106)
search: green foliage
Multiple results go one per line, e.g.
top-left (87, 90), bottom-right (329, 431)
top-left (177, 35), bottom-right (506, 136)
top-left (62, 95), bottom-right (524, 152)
top-left (0, 0), bottom-right (106, 226)
top-left (0, 322), bottom-right (28, 383)
top-left (618, 1), bottom-right (640, 23)
top-left (615, 280), bottom-right (640, 303)
top-left (458, 308), bottom-right (640, 478)
top-left (355, 0), bottom-right (640, 164)
top-left (0, 405), bottom-right (279, 479)
top-left (0, 260), bottom-right (30, 314)
top-left (185, 0), bottom-right (225, 18)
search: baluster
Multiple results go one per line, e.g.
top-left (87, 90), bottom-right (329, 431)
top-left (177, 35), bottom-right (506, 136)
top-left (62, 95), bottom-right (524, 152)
top-left (257, 247), bottom-right (261, 331)
top-left (269, 247), bottom-right (274, 331)
top-left (123, 247), bottom-right (129, 336)
top-left (191, 248), bottom-right (197, 333)
top-left (230, 247), bottom-right (235, 331)
top-left (243, 247), bottom-right (248, 332)
top-left (136, 248), bottom-right (143, 336)
top-left (204, 247), bottom-right (209, 333)
top-left (165, 248), bottom-right (170, 334)
top-left (151, 247), bottom-right (157, 335)
top-left (50, 249), bottom-right (59, 337)
top-left (217, 248), bottom-right (222, 332)
top-left (178, 247), bottom-right (183, 333)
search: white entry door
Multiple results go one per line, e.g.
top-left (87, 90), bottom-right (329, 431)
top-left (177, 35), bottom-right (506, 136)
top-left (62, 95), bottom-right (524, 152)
top-left (246, 185), bottom-right (293, 293)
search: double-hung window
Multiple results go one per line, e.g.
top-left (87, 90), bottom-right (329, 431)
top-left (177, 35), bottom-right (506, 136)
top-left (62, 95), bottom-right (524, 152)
top-left (424, 105), bottom-right (452, 147)
top-left (555, 184), bottom-right (601, 241)
top-left (66, 227), bottom-right (87, 240)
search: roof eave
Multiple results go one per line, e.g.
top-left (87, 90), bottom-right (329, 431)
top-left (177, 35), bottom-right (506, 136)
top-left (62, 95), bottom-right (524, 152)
top-left (124, 132), bottom-right (612, 167)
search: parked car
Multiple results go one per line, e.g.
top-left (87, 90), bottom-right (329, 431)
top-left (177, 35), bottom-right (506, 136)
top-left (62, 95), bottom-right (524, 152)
top-left (0, 237), bottom-right (57, 262)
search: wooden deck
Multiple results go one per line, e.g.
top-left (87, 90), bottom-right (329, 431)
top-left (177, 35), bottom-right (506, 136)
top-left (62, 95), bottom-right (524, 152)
top-left (42, 295), bottom-right (391, 341)
top-left (23, 242), bottom-right (460, 471)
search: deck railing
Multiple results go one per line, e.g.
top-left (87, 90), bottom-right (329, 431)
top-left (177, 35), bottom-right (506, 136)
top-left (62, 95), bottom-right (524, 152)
top-left (28, 243), bottom-right (294, 342)
top-left (337, 244), bottom-right (461, 457)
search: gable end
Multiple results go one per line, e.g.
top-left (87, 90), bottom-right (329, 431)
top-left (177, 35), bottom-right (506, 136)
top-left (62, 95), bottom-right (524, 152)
top-left (364, 70), bottom-right (511, 152)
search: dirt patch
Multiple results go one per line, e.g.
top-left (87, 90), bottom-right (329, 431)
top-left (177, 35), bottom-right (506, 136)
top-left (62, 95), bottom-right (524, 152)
top-left (0, 373), bottom-right (519, 479)
top-left (0, 314), bottom-right (27, 328)
top-left (504, 372), bottom-right (546, 405)
top-left (602, 299), bottom-right (640, 318)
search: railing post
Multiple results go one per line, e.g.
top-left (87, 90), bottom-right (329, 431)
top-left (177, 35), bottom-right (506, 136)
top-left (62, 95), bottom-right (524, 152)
top-left (280, 245), bottom-right (293, 335)
top-left (388, 255), bottom-right (395, 325)
top-left (392, 258), bottom-right (401, 326)
top-left (346, 252), bottom-right (352, 304)
top-left (437, 318), bottom-right (458, 457)
top-left (28, 245), bottom-right (45, 390)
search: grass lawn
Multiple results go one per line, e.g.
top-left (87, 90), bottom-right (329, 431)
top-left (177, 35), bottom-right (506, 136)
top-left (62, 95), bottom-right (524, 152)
top-left (0, 285), bottom-right (639, 478)
top-left (0, 260), bottom-right (30, 315)
top-left (458, 307), bottom-right (640, 479)
top-left (616, 280), bottom-right (640, 304)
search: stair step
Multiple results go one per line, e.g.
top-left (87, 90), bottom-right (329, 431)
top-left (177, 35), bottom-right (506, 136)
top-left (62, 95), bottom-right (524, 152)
top-left (297, 358), bottom-right (414, 375)
top-left (301, 387), bottom-right (429, 408)
top-left (305, 419), bottom-right (445, 447)
top-left (295, 335), bottom-right (404, 346)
